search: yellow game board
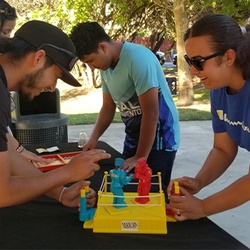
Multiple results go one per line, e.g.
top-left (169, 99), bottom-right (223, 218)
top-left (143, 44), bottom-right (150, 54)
top-left (83, 172), bottom-right (175, 234)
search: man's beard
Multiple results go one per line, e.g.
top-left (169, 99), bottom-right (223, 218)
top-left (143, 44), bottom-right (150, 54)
top-left (19, 67), bottom-right (45, 101)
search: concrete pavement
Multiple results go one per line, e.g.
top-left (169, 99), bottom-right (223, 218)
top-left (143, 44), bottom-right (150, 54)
top-left (68, 121), bottom-right (250, 248)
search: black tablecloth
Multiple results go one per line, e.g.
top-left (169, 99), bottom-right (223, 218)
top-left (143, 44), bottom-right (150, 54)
top-left (0, 142), bottom-right (248, 249)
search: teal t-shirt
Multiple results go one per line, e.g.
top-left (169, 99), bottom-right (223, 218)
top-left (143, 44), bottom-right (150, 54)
top-left (101, 41), bottom-right (180, 151)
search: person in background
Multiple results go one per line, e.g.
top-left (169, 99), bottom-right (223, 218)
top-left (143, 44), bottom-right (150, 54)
top-left (70, 22), bottom-right (180, 190)
top-left (168, 14), bottom-right (250, 221)
top-left (0, 0), bottom-right (16, 38)
top-left (0, 19), bottom-right (111, 208)
top-left (0, 0), bottom-right (51, 164)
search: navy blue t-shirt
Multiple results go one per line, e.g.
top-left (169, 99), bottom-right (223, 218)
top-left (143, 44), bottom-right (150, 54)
top-left (211, 80), bottom-right (250, 150)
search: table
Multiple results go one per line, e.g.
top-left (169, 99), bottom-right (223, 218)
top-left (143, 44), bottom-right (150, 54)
top-left (0, 142), bottom-right (248, 249)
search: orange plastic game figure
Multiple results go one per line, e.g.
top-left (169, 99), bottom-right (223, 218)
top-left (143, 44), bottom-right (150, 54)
top-left (173, 181), bottom-right (180, 196)
top-left (134, 157), bottom-right (152, 204)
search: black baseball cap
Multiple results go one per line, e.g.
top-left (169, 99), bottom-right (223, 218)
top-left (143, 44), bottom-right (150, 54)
top-left (15, 20), bottom-right (81, 87)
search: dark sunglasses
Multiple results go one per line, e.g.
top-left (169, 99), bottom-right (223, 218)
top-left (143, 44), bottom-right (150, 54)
top-left (37, 43), bottom-right (79, 70)
top-left (184, 51), bottom-right (226, 71)
top-left (0, 7), bottom-right (16, 17)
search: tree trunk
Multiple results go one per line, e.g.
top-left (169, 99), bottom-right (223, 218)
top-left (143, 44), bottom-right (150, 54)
top-left (173, 0), bottom-right (194, 105)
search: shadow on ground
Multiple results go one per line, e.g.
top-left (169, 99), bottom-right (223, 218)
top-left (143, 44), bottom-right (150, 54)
top-left (60, 88), bottom-right (90, 102)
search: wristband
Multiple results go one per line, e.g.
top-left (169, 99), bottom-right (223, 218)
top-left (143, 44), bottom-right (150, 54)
top-left (16, 143), bottom-right (24, 153)
top-left (59, 187), bottom-right (67, 203)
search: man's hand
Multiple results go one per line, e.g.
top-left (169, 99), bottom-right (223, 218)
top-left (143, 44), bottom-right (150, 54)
top-left (21, 149), bottom-right (55, 164)
top-left (122, 156), bottom-right (140, 172)
top-left (65, 149), bottom-right (111, 182)
top-left (82, 138), bottom-right (97, 151)
top-left (60, 181), bottom-right (96, 208)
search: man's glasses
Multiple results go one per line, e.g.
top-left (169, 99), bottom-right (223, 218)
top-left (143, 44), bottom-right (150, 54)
top-left (37, 43), bottom-right (79, 70)
top-left (0, 7), bottom-right (16, 17)
top-left (184, 51), bottom-right (226, 71)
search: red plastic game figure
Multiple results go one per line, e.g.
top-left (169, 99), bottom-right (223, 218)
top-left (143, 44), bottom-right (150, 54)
top-left (134, 157), bottom-right (152, 204)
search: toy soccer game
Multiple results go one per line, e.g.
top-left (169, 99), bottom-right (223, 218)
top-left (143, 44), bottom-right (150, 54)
top-left (79, 157), bottom-right (177, 234)
top-left (33, 151), bottom-right (80, 171)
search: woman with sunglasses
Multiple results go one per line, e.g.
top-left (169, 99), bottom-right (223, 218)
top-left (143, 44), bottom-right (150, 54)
top-left (167, 13), bottom-right (250, 220)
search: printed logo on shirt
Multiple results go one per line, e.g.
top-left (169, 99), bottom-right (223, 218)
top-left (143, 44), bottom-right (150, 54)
top-left (217, 110), bottom-right (250, 133)
top-left (217, 110), bottom-right (224, 120)
top-left (115, 94), bottom-right (142, 118)
top-left (118, 101), bottom-right (141, 118)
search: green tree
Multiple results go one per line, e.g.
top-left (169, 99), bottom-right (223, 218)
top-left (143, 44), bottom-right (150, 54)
top-left (172, 0), bottom-right (194, 105)
top-left (9, 0), bottom-right (250, 104)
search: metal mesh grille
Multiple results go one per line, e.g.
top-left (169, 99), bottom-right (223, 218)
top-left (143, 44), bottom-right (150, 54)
top-left (13, 125), bottom-right (68, 146)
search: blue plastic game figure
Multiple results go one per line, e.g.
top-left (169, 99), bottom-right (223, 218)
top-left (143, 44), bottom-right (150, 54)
top-left (79, 186), bottom-right (96, 221)
top-left (109, 158), bottom-right (133, 208)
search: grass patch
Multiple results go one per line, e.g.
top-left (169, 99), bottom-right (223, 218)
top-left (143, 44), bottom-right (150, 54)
top-left (67, 112), bottom-right (122, 125)
top-left (67, 87), bottom-right (211, 125)
top-left (67, 108), bottom-right (211, 125)
top-left (193, 87), bottom-right (210, 102)
top-left (178, 108), bottom-right (211, 121)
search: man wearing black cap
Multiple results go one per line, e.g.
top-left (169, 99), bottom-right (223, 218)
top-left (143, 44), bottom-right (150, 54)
top-left (0, 20), bottom-right (111, 208)
top-left (10, 20), bottom-right (81, 97)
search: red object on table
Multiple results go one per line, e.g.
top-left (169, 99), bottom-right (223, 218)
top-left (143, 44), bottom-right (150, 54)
top-left (33, 151), bottom-right (80, 172)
